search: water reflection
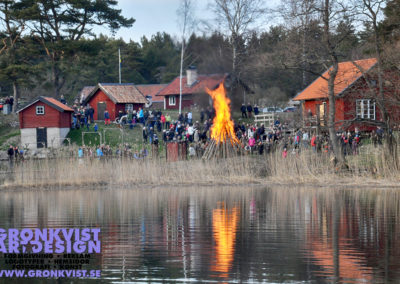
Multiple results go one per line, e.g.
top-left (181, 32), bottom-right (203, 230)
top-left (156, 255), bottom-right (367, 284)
top-left (211, 203), bottom-right (239, 278)
top-left (306, 195), bottom-right (373, 282)
top-left (0, 186), bottom-right (399, 283)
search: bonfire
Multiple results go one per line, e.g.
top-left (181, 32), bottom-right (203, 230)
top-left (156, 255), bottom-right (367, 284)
top-left (202, 83), bottom-right (242, 159)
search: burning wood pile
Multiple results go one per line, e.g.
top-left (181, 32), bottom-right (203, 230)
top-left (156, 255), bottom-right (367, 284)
top-left (202, 83), bottom-right (242, 159)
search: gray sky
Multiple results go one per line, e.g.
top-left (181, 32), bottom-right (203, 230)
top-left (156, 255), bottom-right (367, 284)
top-left (95, 0), bottom-right (212, 43)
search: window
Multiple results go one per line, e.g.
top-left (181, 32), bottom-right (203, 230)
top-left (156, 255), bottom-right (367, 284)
top-left (36, 106), bottom-right (45, 115)
top-left (356, 99), bottom-right (375, 120)
top-left (169, 96), bottom-right (176, 106)
top-left (125, 104), bottom-right (133, 112)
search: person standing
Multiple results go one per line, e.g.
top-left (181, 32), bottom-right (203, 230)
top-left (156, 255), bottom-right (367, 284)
top-left (138, 108), bottom-right (144, 125)
top-left (161, 114), bottom-right (166, 129)
top-left (7, 145), bottom-right (14, 162)
top-left (302, 131), bottom-right (309, 149)
top-left (247, 103), bottom-right (253, 118)
top-left (254, 105), bottom-right (259, 116)
top-left (311, 134), bottom-right (317, 152)
top-left (104, 110), bottom-right (110, 125)
top-left (142, 127), bottom-right (148, 143)
top-left (241, 104), bottom-right (247, 118)
top-left (89, 106), bottom-right (94, 123)
top-left (9, 96), bottom-right (14, 112)
top-left (148, 127), bottom-right (154, 144)
top-left (165, 114), bottom-right (171, 129)
top-left (14, 146), bottom-right (22, 162)
top-left (152, 133), bottom-right (159, 158)
top-left (96, 146), bottom-right (103, 158)
top-left (187, 111), bottom-right (193, 125)
top-left (78, 147), bottom-right (84, 158)
top-left (60, 95), bottom-right (66, 105)
top-left (200, 108), bottom-right (205, 123)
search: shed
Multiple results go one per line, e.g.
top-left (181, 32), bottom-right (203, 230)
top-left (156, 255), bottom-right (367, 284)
top-left (17, 96), bottom-right (73, 149)
top-left (83, 83), bottom-right (148, 121)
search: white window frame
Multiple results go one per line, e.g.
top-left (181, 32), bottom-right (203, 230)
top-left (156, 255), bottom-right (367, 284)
top-left (356, 99), bottom-right (375, 120)
top-left (169, 96), bottom-right (176, 106)
top-left (125, 104), bottom-right (133, 112)
top-left (36, 106), bottom-right (45, 115)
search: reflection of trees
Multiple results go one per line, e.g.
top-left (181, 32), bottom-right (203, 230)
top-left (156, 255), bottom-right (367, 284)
top-left (305, 189), bottom-right (400, 282)
top-left (0, 187), bottom-right (399, 282)
top-left (306, 194), bottom-right (373, 281)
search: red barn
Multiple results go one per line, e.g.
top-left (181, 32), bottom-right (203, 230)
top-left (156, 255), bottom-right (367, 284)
top-left (157, 67), bottom-right (227, 110)
top-left (293, 58), bottom-right (400, 131)
top-left (17, 96), bottom-right (73, 149)
top-left (83, 83), bottom-right (148, 120)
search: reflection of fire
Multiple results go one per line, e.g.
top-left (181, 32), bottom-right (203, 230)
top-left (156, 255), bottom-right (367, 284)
top-left (211, 204), bottom-right (240, 278)
top-left (206, 83), bottom-right (239, 145)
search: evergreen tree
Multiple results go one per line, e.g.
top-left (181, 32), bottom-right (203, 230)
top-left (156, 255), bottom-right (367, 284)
top-left (16, 0), bottom-right (135, 99)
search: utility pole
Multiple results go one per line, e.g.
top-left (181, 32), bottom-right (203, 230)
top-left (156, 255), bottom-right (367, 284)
top-left (119, 48), bottom-right (122, 84)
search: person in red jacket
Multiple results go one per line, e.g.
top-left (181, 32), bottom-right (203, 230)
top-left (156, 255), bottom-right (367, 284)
top-left (311, 134), bottom-right (317, 152)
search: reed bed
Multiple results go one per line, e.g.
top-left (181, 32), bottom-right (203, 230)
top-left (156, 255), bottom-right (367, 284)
top-left (2, 144), bottom-right (400, 189)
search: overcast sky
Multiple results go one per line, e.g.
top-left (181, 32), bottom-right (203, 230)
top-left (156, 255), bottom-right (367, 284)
top-left (95, 0), bottom-right (212, 43)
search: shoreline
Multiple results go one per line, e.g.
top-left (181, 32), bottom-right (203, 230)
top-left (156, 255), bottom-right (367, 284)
top-left (2, 179), bottom-right (400, 192)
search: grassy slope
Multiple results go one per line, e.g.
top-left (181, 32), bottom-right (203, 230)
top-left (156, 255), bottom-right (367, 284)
top-left (0, 126), bottom-right (20, 150)
top-left (66, 109), bottom-right (255, 149)
top-left (0, 114), bottom-right (20, 150)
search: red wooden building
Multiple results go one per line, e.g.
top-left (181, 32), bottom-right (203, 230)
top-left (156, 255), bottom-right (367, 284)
top-left (78, 85), bottom-right (95, 104)
top-left (157, 67), bottom-right (227, 110)
top-left (17, 96), bottom-right (73, 149)
top-left (293, 58), bottom-right (400, 131)
top-left (136, 84), bottom-right (167, 109)
top-left (83, 83), bottom-right (148, 120)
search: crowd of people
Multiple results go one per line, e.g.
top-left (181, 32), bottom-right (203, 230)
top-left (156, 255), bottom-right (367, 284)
top-left (68, 104), bottom-right (367, 160)
top-left (240, 103), bottom-right (260, 118)
top-left (71, 104), bottom-right (95, 130)
top-left (4, 98), bottom-right (380, 161)
top-left (7, 145), bottom-right (24, 162)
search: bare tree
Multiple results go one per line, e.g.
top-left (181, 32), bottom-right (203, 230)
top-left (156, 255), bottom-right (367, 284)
top-left (280, 0), bottom-right (318, 88)
top-left (278, 0), bottom-right (353, 165)
top-left (320, 0), bottom-right (345, 164)
top-left (354, 0), bottom-right (398, 165)
top-left (177, 0), bottom-right (196, 114)
top-left (356, 0), bottom-right (386, 122)
top-left (210, 0), bottom-right (267, 77)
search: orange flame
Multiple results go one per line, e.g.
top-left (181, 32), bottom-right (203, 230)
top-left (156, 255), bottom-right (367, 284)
top-left (206, 83), bottom-right (239, 145)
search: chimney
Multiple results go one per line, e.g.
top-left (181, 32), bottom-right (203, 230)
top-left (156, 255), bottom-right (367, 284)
top-left (186, 66), bottom-right (198, 86)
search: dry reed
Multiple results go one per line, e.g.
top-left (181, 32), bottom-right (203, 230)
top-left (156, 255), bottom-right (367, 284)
top-left (2, 143), bottom-right (400, 189)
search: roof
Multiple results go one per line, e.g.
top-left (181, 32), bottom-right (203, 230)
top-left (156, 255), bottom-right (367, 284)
top-left (84, 83), bottom-right (148, 104)
top-left (136, 84), bottom-right (167, 102)
top-left (79, 86), bottom-right (95, 102)
top-left (157, 74), bottom-right (228, 96)
top-left (17, 96), bottom-right (74, 113)
top-left (293, 58), bottom-right (378, 101)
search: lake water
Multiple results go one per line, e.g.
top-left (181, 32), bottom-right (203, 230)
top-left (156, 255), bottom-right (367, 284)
top-left (0, 186), bottom-right (399, 283)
